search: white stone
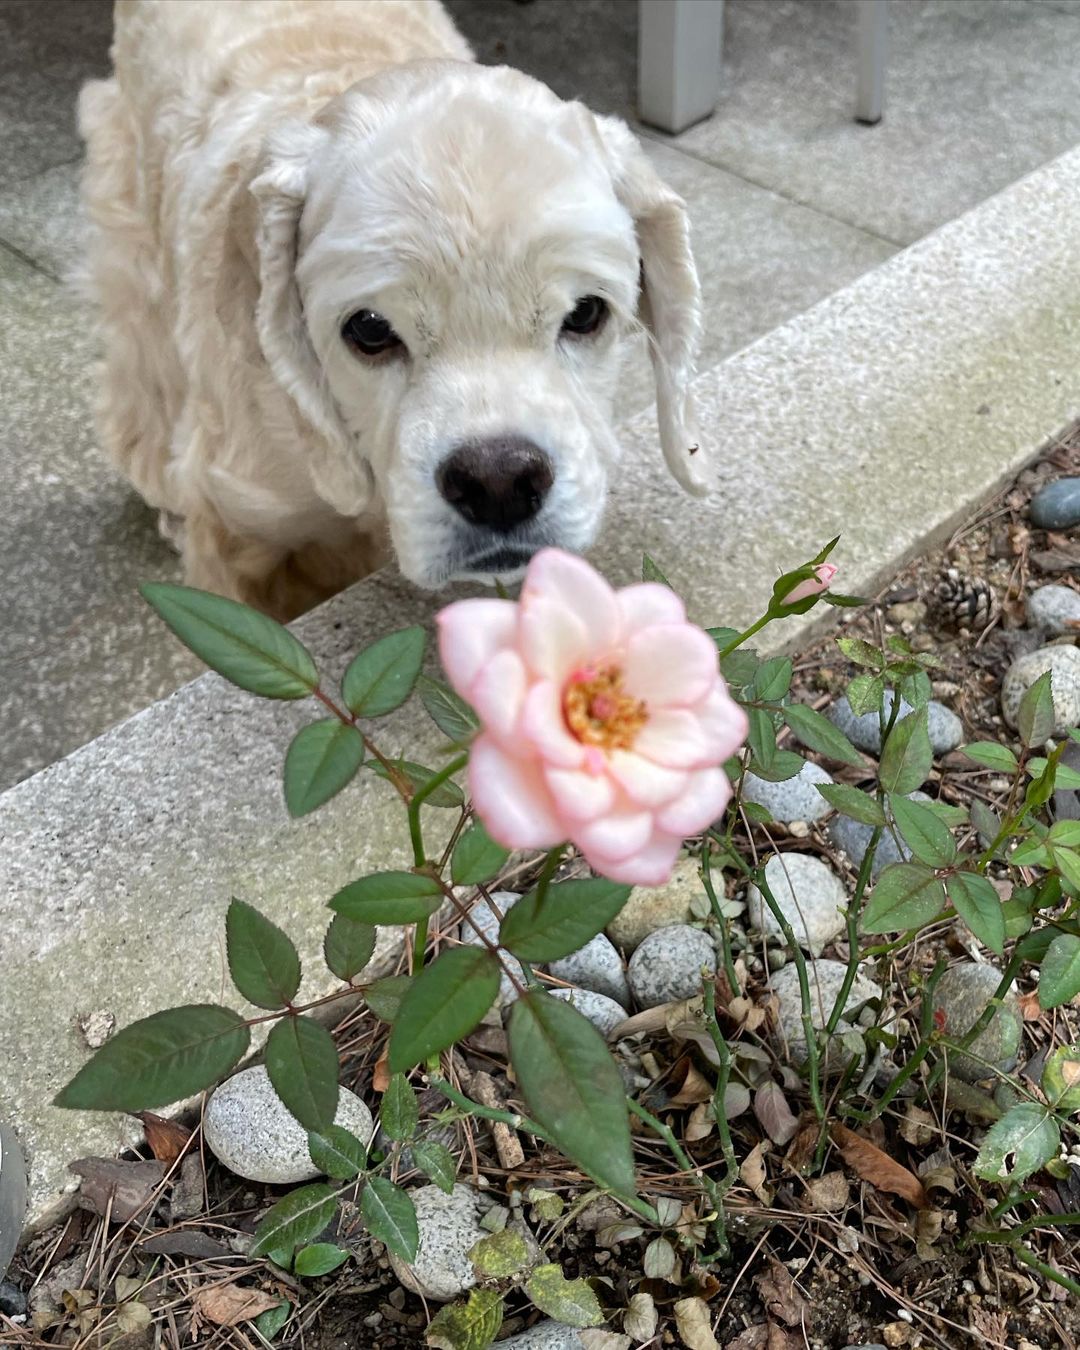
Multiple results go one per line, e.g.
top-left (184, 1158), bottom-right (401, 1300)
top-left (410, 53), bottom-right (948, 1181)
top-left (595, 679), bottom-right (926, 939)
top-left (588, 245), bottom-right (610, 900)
top-left (741, 761), bottom-right (834, 823)
top-left (203, 1066), bottom-right (373, 1185)
top-left (747, 853), bottom-right (848, 956)
top-left (627, 925), bottom-right (717, 1008)
top-left (548, 933), bottom-right (630, 1009)
top-left (388, 1184), bottom-right (487, 1302)
top-left (1001, 644), bottom-right (1080, 736)
top-left (494, 1323), bottom-right (589, 1349)
top-left (606, 857), bottom-right (702, 952)
top-left (769, 960), bottom-right (883, 1066)
top-left (1027, 585), bottom-right (1080, 635)
top-left (548, 988), bottom-right (629, 1037)
top-left (926, 701), bottom-right (964, 754)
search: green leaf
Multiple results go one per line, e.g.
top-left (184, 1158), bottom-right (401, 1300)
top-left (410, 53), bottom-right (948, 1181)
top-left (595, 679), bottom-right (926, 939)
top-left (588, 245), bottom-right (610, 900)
top-left (753, 657), bottom-right (792, 704)
top-left (388, 948), bottom-right (501, 1071)
top-left (1050, 821), bottom-right (1080, 848)
top-left (815, 782), bottom-right (886, 825)
top-left (323, 914), bottom-right (376, 982)
top-left (283, 720), bottom-right (365, 817)
top-left (265, 1016), bottom-right (340, 1134)
top-left (1010, 835), bottom-right (1050, 867)
top-left (747, 707), bottom-right (778, 771)
top-left (55, 1005), bottom-right (249, 1111)
top-left (329, 871), bottom-right (443, 924)
top-left (1018, 925), bottom-right (1059, 963)
top-left (499, 879), bottom-right (631, 963)
top-left (250, 1183), bottom-right (337, 1259)
top-left (862, 863), bottom-right (945, 933)
top-left (254, 1299), bottom-right (291, 1342)
top-left (425, 1289), bottom-right (504, 1350)
top-left (1041, 934), bottom-right (1080, 1009)
top-left (642, 554), bottom-right (673, 588)
top-left (707, 626), bottom-right (741, 654)
top-left (782, 702), bottom-right (863, 767)
top-left (524, 1264), bottom-right (604, 1328)
top-left (1042, 1044), bottom-right (1080, 1111)
top-left (226, 899), bottom-right (302, 1010)
top-left (366, 758), bottom-right (465, 807)
top-left (365, 975), bottom-right (412, 1023)
top-left (294, 1243), bottom-right (349, 1277)
top-left (1001, 898), bottom-right (1034, 941)
top-left (918, 799), bottom-right (968, 827)
top-left (846, 672), bottom-right (884, 717)
top-left (342, 627), bottom-right (426, 718)
top-left (469, 1229), bottom-right (531, 1278)
top-left (418, 675), bottom-right (480, 744)
top-left (361, 1177), bottom-right (418, 1261)
top-left (946, 872), bottom-right (1005, 956)
top-left (1051, 846), bottom-right (1080, 894)
top-left (452, 820), bottom-right (511, 886)
top-left (746, 749), bottom-right (805, 782)
top-left (962, 742), bottom-right (1019, 773)
top-left (970, 799), bottom-right (1003, 851)
top-left (1018, 670), bottom-right (1056, 747)
top-left (411, 1140), bottom-right (457, 1194)
top-left (973, 1104), bottom-right (1060, 1184)
top-left (508, 991), bottom-right (635, 1199)
top-left (719, 648), bottom-right (759, 688)
top-left (382, 1074), bottom-right (419, 1141)
top-left (140, 583), bottom-right (318, 699)
top-left (879, 707), bottom-right (932, 795)
top-left (308, 1125), bottom-right (367, 1180)
top-left (836, 637), bottom-right (886, 671)
top-left (888, 794), bottom-right (956, 868)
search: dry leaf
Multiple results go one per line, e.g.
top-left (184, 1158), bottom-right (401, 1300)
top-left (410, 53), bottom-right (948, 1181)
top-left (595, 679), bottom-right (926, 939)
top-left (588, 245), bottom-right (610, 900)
top-left (141, 1230), bottom-right (229, 1260)
top-left (137, 1111), bottom-right (192, 1165)
top-left (830, 1123), bottom-right (927, 1209)
top-left (740, 1142), bottom-right (771, 1205)
top-left (726, 1328), bottom-right (767, 1350)
top-left (784, 1123), bottom-right (818, 1175)
top-left (372, 1049), bottom-right (391, 1094)
top-left (882, 1321), bottom-right (912, 1347)
top-left (685, 1103), bottom-right (715, 1142)
top-left (192, 1283), bottom-right (279, 1328)
top-left (669, 1060), bottom-right (714, 1106)
top-left (116, 1299), bottom-right (153, 1334)
top-left (580, 1332), bottom-right (631, 1350)
top-left (899, 1104), bottom-right (936, 1147)
top-left (169, 1152), bottom-right (205, 1222)
top-left (665, 997), bottom-right (722, 1068)
top-left (754, 1083), bottom-right (798, 1146)
top-left (674, 1296), bottom-right (720, 1350)
top-left (1018, 989), bottom-right (1043, 1021)
top-left (753, 1259), bottom-right (808, 1329)
top-left (623, 1291), bottom-right (658, 1342)
top-left (800, 1171), bottom-right (850, 1214)
top-left (836, 1226), bottom-right (859, 1254)
top-left (969, 1307), bottom-right (1008, 1342)
top-left (915, 1208), bottom-right (944, 1261)
top-left (70, 1157), bottom-right (165, 1223)
top-left (917, 1146), bottom-right (958, 1195)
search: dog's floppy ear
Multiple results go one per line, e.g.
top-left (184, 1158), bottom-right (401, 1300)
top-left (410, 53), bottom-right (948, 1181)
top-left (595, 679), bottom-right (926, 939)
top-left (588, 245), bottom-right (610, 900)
top-left (593, 116), bottom-right (706, 496)
top-left (250, 121), bottom-right (375, 516)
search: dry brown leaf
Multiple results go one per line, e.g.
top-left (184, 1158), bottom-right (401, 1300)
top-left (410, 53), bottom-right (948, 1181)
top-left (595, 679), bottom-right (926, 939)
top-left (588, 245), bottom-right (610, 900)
top-left (753, 1259), bottom-right (808, 1329)
top-left (917, 1146), bottom-right (958, 1195)
top-left (372, 1049), bottom-right (391, 1094)
top-left (674, 1296), bottom-right (720, 1350)
top-left (579, 1333), bottom-right (631, 1350)
top-left (739, 1142), bottom-right (771, 1205)
top-left (1018, 989), bottom-right (1043, 1021)
top-left (69, 1157), bottom-right (165, 1223)
top-left (882, 1321), bottom-right (912, 1347)
top-left (669, 1060), bottom-right (714, 1106)
top-left (169, 1152), bottom-right (206, 1222)
top-left (685, 1102), bottom-right (715, 1142)
top-left (192, 1283), bottom-right (279, 1328)
top-left (968, 1307), bottom-right (1008, 1342)
top-left (137, 1111), bottom-right (192, 1166)
top-left (800, 1171), bottom-right (850, 1214)
top-left (898, 1104), bottom-right (936, 1147)
top-left (726, 1328), bottom-right (767, 1350)
top-left (753, 1083), bottom-right (798, 1146)
top-left (623, 1291), bottom-right (658, 1342)
top-left (784, 1123), bottom-right (818, 1175)
top-left (141, 1230), bottom-right (229, 1260)
top-left (830, 1123), bottom-right (927, 1209)
top-left (915, 1208), bottom-right (945, 1261)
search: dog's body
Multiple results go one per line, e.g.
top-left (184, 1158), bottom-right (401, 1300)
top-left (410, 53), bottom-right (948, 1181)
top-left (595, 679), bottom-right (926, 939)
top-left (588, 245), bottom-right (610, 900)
top-left (80, 0), bottom-right (704, 618)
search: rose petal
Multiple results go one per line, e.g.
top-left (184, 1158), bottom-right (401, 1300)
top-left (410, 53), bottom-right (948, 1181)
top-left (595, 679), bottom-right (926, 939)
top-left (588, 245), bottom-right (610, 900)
top-left (520, 679), bottom-right (585, 769)
top-left (634, 707), bottom-right (711, 769)
top-left (572, 805), bottom-right (654, 863)
top-left (544, 765), bottom-right (616, 822)
top-left (697, 685), bottom-right (750, 762)
top-left (608, 749), bottom-right (687, 808)
top-left (520, 598), bottom-right (590, 683)
top-left (656, 766), bottom-right (732, 836)
top-left (617, 582), bottom-right (686, 638)
top-left (622, 624), bottom-right (718, 707)
top-left (582, 831), bottom-right (683, 887)
top-left (469, 736), bottom-right (564, 850)
top-left (522, 549), bottom-right (620, 652)
top-left (469, 648), bottom-right (527, 748)
top-left (437, 599), bottom-right (517, 695)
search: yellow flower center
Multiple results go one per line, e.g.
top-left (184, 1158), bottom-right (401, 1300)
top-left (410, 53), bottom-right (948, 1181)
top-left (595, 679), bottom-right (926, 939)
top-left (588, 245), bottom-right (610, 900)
top-left (563, 665), bottom-right (647, 752)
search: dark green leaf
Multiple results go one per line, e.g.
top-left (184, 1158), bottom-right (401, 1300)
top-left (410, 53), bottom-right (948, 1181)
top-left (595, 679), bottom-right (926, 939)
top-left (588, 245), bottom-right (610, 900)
top-left (250, 1183), bottom-right (338, 1258)
top-left (753, 658), bottom-right (792, 704)
top-left (55, 1005), bottom-right (249, 1111)
top-left (1018, 671), bottom-right (1056, 747)
top-left (411, 1140), bottom-right (458, 1194)
top-left (719, 648), bottom-right (759, 688)
top-left (226, 899), bottom-right (302, 1010)
top-left (1039, 934), bottom-right (1080, 1009)
top-left (265, 1017), bottom-right (339, 1133)
top-left (1051, 846), bottom-right (1080, 895)
top-left (742, 801), bottom-right (773, 824)
top-left (1050, 821), bottom-right (1080, 848)
top-left (140, 583), bottom-right (318, 699)
top-left (836, 637), bottom-right (886, 670)
top-left (361, 1177), bottom-right (418, 1261)
top-left (746, 749), bottom-right (804, 783)
top-left (888, 794), bottom-right (956, 868)
top-left (254, 1299), bottom-right (291, 1342)
top-left (815, 783), bottom-right (886, 826)
top-left (747, 707), bottom-right (777, 771)
top-left (1010, 837), bottom-right (1050, 867)
top-left (707, 626), bottom-right (741, 654)
top-left (1018, 926), bottom-right (1059, 963)
top-left (962, 742), bottom-right (1019, 773)
top-left (418, 675), bottom-right (480, 744)
top-left (1001, 898), bottom-right (1034, 941)
top-left (917, 799), bottom-right (968, 827)
top-left (308, 1125), bottom-right (367, 1180)
top-left (342, 627), bottom-right (426, 718)
top-left (329, 871), bottom-right (443, 924)
top-left (862, 863), bottom-right (945, 933)
top-left (294, 1243), bottom-right (349, 1277)
top-left (782, 702), bottom-right (863, 767)
top-left (323, 914), bottom-right (376, 982)
top-left (846, 672), bottom-right (884, 717)
top-left (970, 799), bottom-right (1003, 851)
top-left (946, 872), bottom-right (1005, 956)
top-left (642, 554), bottom-right (672, 588)
top-left (499, 878), bottom-right (631, 963)
top-left (425, 1289), bottom-right (504, 1350)
top-left (974, 1104), bottom-right (1059, 1184)
top-left (525, 1264), bottom-right (604, 1328)
top-left (382, 1074), bottom-right (419, 1141)
top-left (283, 720), bottom-right (365, 817)
top-left (879, 707), bottom-right (932, 795)
top-left (388, 948), bottom-right (501, 1071)
top-left (451, 820), bottom-right (511, 886)
top-left (897, 669), bottom-right (933, 709)
top-left (508, 991), bottom-right (635, 1199)
top-left (366, 759), bottom-right (465, 807)
top-left (365, 975), bottom-right (412, 1023)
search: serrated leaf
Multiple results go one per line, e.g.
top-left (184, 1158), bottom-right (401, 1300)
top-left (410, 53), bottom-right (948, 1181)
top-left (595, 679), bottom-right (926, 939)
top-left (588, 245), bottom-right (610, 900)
top-left (863, 863), bottom-right (945, 933)
top-left (946, 873), bottom-right (1005, 956)
top-left (361, 1177), bottom-right (418, 1261)
top-left (366, 758), bottom-right (465, 807)
top-left (753, 657), bottom-right (793, 704)
top-left (879, 707), bottom-right (932, 794)
top-left (283, 720), bottom-right (365, 817)
top-left (323, 914), bottom-right (376, 982)
top-left (1018, 670), bottom-right (1056, 747)
top-left (265, 1017), bottom-right (339, 1133)
top-left (783, 702), bottom-right (863, 767)
top-left (888, 794), bottom-right (956, 868)
top-left (836, 637), bottom-right (886, 670)
top-left (525, 1264), bottom-right (603, 1328)
top-left (499, 879), bottom-right (631, 962)
top-left (308, 1125), bottom-right (367, 1180)
top-left (417, 674), bottom-right (480, 744)
top-left (1051, 846), bottom-right (1080, 894)
top-left (141, 583), bottom-right (318, 699)
top-left (452, 820), bottom-right (510, 886)
top-left (388, 948), bottom-right (501, 1071)
top-left (746, 749), bottom-right (805, 782)
top-left (846, 672), bottom-right (884, 717)
top-left (973, 1104), bottom-right (1059, 1184)
top-left (747, 707), bottom-right (778, 771)
top-left (962, 742), bottom-right (1019, 772)
top-left (425, 1288), bottom-right (504, 1350)
top-left (1050, 821), bottom-right (1080, 847)
top-left (815, 783), bottom-right (886, 826)
top-left (294, 1243), bottom-right (349, 1277)
top-left (719, 648), bottom-right (759, 688)
top-left (918, 798), bottom-right (968, 827)
top-left (411, 1140), bottom-right (457, 1193)
top-left (707, 626), bottom-right (741, 654)
top-left (226, 899), bottom-right (301, 1010)
top-left (1040, 934), bottom-right (1080, 1009)
top-left (365, 975), bottom-right (412, 1023)
top-left (1042, 1044), bottom-right (1080, 1111)
top-left (468, 1229), bottom-right (530, 1277)
top-left (55, 1005), bottom-right (249, 1111)
top-left (329, 871), bottom-right (443, 924)
top-left (642, 554), bottom-right (673, 588)
top-left (254, 1299), bottom-right (291, 1342)
top-left (342, 627), bottom-right (426, 718)
top-left (250, 1183), bottom-right (338, 1258)
top-left (508, 991), bottom-right (635, 1199)
top-left (382, 1074), bottom-right (419, 1141)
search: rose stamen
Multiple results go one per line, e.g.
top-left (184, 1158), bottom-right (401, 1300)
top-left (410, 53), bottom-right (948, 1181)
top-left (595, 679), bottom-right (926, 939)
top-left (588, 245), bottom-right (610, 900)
top-left (564, 665), bottom-right (647, 753)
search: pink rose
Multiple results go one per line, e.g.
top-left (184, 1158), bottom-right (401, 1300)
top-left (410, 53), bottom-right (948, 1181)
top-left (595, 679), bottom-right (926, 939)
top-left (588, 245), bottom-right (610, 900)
top-left (437, 550), bottom-right (748, 886)
top-left (782, 562), bottom-right (838, 606)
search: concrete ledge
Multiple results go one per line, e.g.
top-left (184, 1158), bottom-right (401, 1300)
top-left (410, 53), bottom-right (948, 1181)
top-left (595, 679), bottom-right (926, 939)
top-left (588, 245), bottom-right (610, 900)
top-left (5, 145), bottom-right (1080, 1233)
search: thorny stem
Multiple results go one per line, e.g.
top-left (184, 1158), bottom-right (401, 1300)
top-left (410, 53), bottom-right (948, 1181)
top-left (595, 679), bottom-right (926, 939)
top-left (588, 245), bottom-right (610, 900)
top-left (626, 1097), bottom-right (725, 1253)
top-left (702, 850), bottom-right (741, 998)
top-left (701, 982), bottom-right (740, 1197)
top-left (850, 958), bottom-right (946, 1124)
top-left (312, 686), bottom-right (411, 797)
top-left (405, 752), bottom-right (469, 970)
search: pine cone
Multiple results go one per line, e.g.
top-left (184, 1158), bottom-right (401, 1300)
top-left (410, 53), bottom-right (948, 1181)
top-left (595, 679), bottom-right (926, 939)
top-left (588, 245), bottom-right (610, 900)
top-left (934, 567), bottom-right (997, 631)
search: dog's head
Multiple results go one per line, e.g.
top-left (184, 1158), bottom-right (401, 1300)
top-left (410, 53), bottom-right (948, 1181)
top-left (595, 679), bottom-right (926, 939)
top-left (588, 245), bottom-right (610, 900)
top-left (251, 62), bottom-right (703, 589)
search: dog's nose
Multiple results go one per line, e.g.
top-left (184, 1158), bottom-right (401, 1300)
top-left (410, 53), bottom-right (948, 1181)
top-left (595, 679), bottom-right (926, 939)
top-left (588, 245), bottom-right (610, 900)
top-left (437, 437), bottom-right (554, 532)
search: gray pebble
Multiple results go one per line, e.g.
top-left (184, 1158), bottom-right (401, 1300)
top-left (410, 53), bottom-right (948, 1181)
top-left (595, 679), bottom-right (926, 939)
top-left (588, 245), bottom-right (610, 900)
top-left (930, 964), bottom-right (1022, 1084)
top-left (460, 891), bottom-right (528, 1006)
top-left (741, 761), bottom-right (835, 823)
top-left (387, 1184), bottom-right (486, 1301)
top-left (926, 701), bottom-right (964, 754)
top-left (0, 1281), bottom-right (26, 1318)
top-left (204, 1066), bottom-right (373, 1184)
top-left (827, 691), bottom-right (912, 754)
top-left (494, 1322), bottom-right (589, 1349)
top-left (548, 934), bottom-right (629, 1009)
top-left (548, 988), bottom-right (629, 1037)
top-left (606, 857), bottom-right (701, 951)
top-left (1027, 585), bottom-right (1080, 636)
top-left (829, 790), bottom-right (932, 881)
top-left (627, 925), bottom-right (716, 1008)
top-left (1001, 645), bottom-right (1080, 736)
top-left (747, 853), bottom-right (847, 956)
top-left (1030, 476), bottom-right (1080, 530)
top-left (770, 960), bottom-right (883, 1068)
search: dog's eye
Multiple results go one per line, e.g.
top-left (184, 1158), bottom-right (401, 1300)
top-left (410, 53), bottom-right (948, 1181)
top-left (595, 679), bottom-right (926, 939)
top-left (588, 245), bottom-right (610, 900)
top-left (342, 309), bottom-right (403, 357)
top-left (560, 295), bottom-right (608, 338)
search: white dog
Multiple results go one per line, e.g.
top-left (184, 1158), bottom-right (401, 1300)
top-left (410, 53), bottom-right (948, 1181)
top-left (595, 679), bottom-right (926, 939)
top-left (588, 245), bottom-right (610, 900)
top-left (79, 0), bottom-right (705, 619)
